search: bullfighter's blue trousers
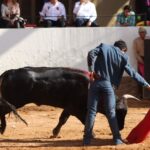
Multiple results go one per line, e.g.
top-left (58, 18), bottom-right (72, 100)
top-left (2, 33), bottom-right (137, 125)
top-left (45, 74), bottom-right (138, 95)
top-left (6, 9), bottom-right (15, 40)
top-left (83, 79), bottom-right (123, 145)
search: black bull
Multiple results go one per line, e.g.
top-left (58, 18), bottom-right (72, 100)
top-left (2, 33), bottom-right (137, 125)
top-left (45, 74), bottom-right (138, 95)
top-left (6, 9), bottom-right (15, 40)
top-left (0, 67), bottom-right (128, 137)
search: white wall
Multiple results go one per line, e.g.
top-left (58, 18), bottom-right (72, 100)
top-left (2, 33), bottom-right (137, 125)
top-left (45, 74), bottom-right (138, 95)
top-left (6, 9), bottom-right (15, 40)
top-left (0, 27), bottom-right (148, 75)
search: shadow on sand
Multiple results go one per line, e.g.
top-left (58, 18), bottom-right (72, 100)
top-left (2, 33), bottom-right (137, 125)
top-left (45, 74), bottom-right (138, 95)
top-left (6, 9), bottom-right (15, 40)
top-left (0, 138), bottom-right (114, 148)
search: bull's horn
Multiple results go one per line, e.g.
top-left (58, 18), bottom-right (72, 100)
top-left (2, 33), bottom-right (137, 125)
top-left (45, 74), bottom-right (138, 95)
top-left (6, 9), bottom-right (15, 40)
top-left (122, 94), bottom-right (141, 101)
top-left (1, 98), bottom-right (28, 126)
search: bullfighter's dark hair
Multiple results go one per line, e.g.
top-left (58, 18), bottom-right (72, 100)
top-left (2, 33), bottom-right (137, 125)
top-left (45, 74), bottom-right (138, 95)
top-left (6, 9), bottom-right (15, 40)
top-left (114, 40), bottom-right (127, 52)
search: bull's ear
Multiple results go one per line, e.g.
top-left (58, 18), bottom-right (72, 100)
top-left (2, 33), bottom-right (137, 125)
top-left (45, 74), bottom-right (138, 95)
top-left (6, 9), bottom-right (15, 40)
top-left (122, 94), bottom-right (141, 101)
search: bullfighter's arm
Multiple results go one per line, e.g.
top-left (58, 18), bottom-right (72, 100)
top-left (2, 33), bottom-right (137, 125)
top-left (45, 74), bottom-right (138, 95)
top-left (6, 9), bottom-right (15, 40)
top-left (87, 44), bottom-right (102, 72)
top-left (124, 63), bottom-right (150, 89)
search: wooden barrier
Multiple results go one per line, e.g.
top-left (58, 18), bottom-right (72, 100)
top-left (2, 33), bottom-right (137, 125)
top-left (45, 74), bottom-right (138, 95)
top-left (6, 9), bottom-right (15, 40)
top-left (143, 39), bottom-right (150, 99)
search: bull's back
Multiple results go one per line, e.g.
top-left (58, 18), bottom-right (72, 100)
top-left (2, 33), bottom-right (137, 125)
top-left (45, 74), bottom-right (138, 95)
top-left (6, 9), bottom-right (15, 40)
top-left (0, 67), bottom-right (90, 108)
top-left (28, 67), bottom-right (90, 107)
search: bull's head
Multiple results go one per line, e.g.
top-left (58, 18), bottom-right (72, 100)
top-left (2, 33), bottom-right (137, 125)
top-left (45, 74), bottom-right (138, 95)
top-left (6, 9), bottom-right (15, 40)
top-left (116, 94), bottom-right (141, 130)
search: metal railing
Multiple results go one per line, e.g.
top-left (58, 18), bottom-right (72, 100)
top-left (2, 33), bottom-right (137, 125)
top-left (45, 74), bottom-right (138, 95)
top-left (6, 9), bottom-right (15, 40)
top-left (24, 13), bottom-right (149, 26)
top-left (0, 13), bottom-right (149, 28)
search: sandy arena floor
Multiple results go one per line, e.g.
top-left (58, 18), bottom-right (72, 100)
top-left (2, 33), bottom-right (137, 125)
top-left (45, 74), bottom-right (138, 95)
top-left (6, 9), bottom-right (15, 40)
top-left (0, 99), bottom-right (150, 150)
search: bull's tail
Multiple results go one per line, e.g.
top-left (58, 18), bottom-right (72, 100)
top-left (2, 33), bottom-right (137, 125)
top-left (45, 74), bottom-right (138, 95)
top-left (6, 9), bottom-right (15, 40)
top-left (0, 98), bottom-right (28, 126)
top-left (0, 71), bottom-right (28, 126)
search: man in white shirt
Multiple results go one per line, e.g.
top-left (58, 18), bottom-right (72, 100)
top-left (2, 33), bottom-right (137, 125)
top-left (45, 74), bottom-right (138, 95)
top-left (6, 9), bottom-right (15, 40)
top-left (39, 0), bottom-right (66, 27)
top-left (73, 0), bottom-right (97, 27)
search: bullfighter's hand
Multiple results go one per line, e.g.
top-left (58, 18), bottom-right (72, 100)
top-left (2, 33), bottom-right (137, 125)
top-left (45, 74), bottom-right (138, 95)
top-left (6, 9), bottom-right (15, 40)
top-left (89, 72), bottom-right (101, 81)
top-left (89, 72), bottom-right (95, 81)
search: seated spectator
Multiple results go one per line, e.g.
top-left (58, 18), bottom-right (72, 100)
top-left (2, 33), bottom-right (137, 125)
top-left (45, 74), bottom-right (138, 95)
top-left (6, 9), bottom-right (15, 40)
top-left (116, 5), bottom-right (135, 26)
top-left (73, 0), bottom-right (97, 27)
top-left (39, 0), bottom-right (66, 27)
top-left (0, 0), bottom-right (25, 28)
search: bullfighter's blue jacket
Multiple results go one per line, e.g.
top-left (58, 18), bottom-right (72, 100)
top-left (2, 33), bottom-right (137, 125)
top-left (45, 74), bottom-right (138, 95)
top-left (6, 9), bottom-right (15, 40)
top-left (87, 43), bottom-right (150, 88)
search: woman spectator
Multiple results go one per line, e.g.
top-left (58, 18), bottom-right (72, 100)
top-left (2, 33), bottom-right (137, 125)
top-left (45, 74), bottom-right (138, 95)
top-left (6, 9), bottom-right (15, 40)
top-left (0, 0), bottom-right (25, 28)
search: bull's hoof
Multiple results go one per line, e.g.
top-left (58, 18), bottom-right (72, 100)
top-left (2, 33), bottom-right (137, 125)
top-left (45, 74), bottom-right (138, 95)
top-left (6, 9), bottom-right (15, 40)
top-left (49, 128), bottom-right (61, 138)
top-left (52, 128), bottom-right (60, 138)
top-left (0, 126), bottom-right (5, 134)
top-left (50, 134), bottom-right (61, 139)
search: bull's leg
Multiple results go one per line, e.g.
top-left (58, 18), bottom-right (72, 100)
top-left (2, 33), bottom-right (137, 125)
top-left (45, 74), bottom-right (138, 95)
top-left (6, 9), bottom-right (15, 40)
top-left (51, 110), bottom-right (70, 138)
top-left (0, 115), bottom-right (6, 134)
